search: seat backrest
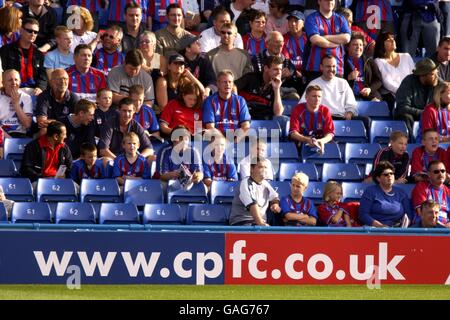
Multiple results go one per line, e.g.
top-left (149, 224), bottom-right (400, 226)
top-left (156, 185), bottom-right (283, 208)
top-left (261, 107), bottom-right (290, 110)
top-left (99, 203), bottom-right (140, 224)
top-left (269, 142), bottom-right (299, 162)
top-left (249, 120), bottom-right (282, 141)
top-left (413, 121), bottom-right (421, 142)
top-left (357, 101), bottom-right (390, 119)
top-left (167, 181), bottom-right (208, 204)
top-left (0, 178), bottom-right (33, 202)
top-left (342, 182), bottom-right (373, 202)
top-left (55, 202), bottom-right (96, 224)
top-left (36, 178), bottom-right (77, 202)
top-left (344, 143), bottom-right (381, 165)
top-left (370, 120), bottom-right (408, 144)
top-left (0, 202), bottom-right (8, 223)
top-left (395, 184), bottom-right (415, 199)
top-left (278, 162), bottom-right (318, 181)
top-left (123, 179), bottom-right (163, 206)
top-left (143, 203), bottom-right (183, 224)
top-left (268, 181), bottom-right (291, 198)
top-left (322, 163), bottom-right (363, 182)
top-left (0, 159), bottom-right (18, 177)
top-left (210, 180), bottom-right (239, 205)
top-left (186, 204), bottom-right (228, 225)
top-left (80, 179), bottom-right (121, 203)
top-left (301, 142), bottom-right (342, 164)
top-left (406, 143), bottom-right (421, 158)
top-left (333, 120), bottom-right (367, 143)
top-left (11, 202), bottom-right (51, 223)
top-left (4, 138), bottom-right (32, 160)
top-left (281, 99), bottom-right (298, 116)
top-left (303, 181), bottom-right (327, 205)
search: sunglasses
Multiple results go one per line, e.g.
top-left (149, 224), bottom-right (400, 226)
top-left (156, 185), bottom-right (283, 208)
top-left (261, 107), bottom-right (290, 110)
top-left (220, 31), bottom-right (233, 35)
top-left (432, 169), bottom-right (446, 174)
top-left (381, 172), bottom-right (394, 177)
top-left (24, 28), bottom-right (38, 35)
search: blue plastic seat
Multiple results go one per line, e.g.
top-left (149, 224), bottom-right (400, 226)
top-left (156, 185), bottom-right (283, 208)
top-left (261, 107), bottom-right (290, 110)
top-left (395, 184), bottom-right (415, 199)
top-left (11, 202), bottom-right (51, 223)
top-left (0, 159), bottom-right (18, 177)
top-left (345, 143), bottom-right (382, 165)
top-left (413, 121), bottom-right (421, 142)
top-left (0, 178), bottom-right (33, 201)
top-left (282, 99), bottom-right (299, 116)
top-left (36, 178), bottom-right (77, 202)
top-left (406, 143), bottom-right (420, 157)
top-left (303, 181), bottom-right (327, 205)
top-left (278, 162), bottom-right (318, 181)
top-left (301, 142), bottom-right (342, 164)
top-left (99, 203), bottom-right (140, 224)
top-left (167, 181), bottom-right (208, 205)
top-left (210, 181), bottom-right (238, 205)
top-left (268, 181), bottom-right (291, 197)
top-left (124, 179), bottom-right (163, 208)
top-left (0, 203), bottom-right (8, 223)
top-left (4, 138), bottom-right (32, 160)
top-left (342, 182), bottom-right (373, 202)
top-left (249, 120), bottom-right (282, 141)
top-left (333, 120), bottom-right (368, 143)
top-left (55, 202), bottom-right (96, 224)
top-left (370, 120), bottom-right (408, 144)
top-left (143, 203), bottom-right (184, 224)
top-left (80, 179), bottom-right (121, 203)
top-left (322, 163), bottom-right (363, 182)
top-left (186, 204), bottom-right (228, 225)
top-left (268, 142), bottom-right (299, 162)
top-left (357, 101), bottom-right (390, 120)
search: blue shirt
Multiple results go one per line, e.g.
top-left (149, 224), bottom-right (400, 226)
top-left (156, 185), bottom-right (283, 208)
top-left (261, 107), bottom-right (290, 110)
top-left (44, 49), bottom-right (74, 70)
top-left (280, 195), bottom-right (318, 226)
top-left (203, 154), bottom-right (238, 181)
top-left (133, 104), bottom-right (159, 133)
top-left (112, 154), bottom-right (151, 179)
top-left (157, 145), bottom-right (202, 177)
top-left (70, 158), bottom-right (106, 184)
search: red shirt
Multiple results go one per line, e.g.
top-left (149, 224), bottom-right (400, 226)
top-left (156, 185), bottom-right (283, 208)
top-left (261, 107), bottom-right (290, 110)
top-left (289, 103), bottom-right (334, 139)
top-left (411, 145), bottom-right (448, 176)
top-left (38, 135), bottom-right (64, 178)
top-left (160, 99), bottom-right (203, 135)
top-left (421, 103), bottom-right (450, 139)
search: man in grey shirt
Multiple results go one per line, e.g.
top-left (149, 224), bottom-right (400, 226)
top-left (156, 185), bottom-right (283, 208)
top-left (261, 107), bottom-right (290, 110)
top-left (108, 49), bottom-right (155, 106)
top-left (229, 156), bottom-right (281, 226)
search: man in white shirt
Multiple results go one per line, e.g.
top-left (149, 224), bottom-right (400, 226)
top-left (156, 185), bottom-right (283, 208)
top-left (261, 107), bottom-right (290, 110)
top-left (300, 54), bottom-right (369, 130)
top-left (199, 6), bottom-right (243, 53)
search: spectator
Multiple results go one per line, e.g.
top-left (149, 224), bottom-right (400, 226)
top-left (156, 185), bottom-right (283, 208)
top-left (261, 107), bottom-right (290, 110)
top-left (98, 97), bottom-right (154, 161)
top-left (441, 0), bottom-right (450, 38)
top-left (44, 26), bottom-right (74, 79)
top-left (317, 181), bottom-right (353, 227)
top-left (366, 131), bottom-right (409, 184)
top-left (238, 138), bottom-right (274, 180)
top-left (121, 2), bottom-right (146, 54)
top-left (181, 0), bottom-right (203, 32)
top-left (35, 69), bottom-right (78, 135)
top-left (300, 55), bottom-right (369, 130)
top-left (107, 48), bottom-right (155, 106)
top-left (352, 0), bottom-right (395, 40)
top-left (359, 161), bottom-right (413, 227)
top-left (58, 99), bottom-right (96, 160)
top-left (139, 31), bottom-right (168, 83)
top-left (344, 34), bottom-right (382, 101)
top-left (20, 120), bottom-right (72, 183)
top-left (0, 18), bottom-right (47, 95)
top-left (410, 129), bottom-right (449, 182)
top-left (21, 0), bottom-right (57, 52)
top-left (395, 58), bottom-right (441, 139)
top-left (265, 0), bottom-right (289, 35)
top-left (0, 6), bottom-right (22, 46)
top-left (0, 69), bottom-right (32, 138)
top-left (290, 85), bottom-right (334, 154)
top-left (70, 142), bottom-right (106, 185)
top-left (156, 125), bottom-right (203, 183)
top-left (0, 183), bottom-right (14, 218)
top-left (229, 155), bottom-right (281, 226)
top-left (129, 84), bottom-right (159, 137)
top-left (199, 6), bottom-right (244, 53)
top-left (148, 0), bottom-right (182, 31)
top-left (179, 34), bottom-right (217, 97)
top-left (242, 10), bottom-right (267, 58)
top-left (412, 160), bottom-right (450, 225)
top-left (66, 44), bottom-right (107, 102)
top-left (280, 172), bottom-right (317, 226)
top-left (160, 81), bottom-right (204, 136)
top-left (413, 199), bottom-right (448, 228)
top-left (155, 4), bottom-right (193, 59)
top-left (92, 24), bottom-right (124, 76)
top-left (207, 22), bottom-right (253, 80)
top-left (224, 0), bottom-right (255, 36)
top-left (202, 69), bottom-right (251, 139)
top-left (431, 36), bottom-right (450, 82)
top-left (304, 0), bottom-right (350, 81)
top-left (65, 0), bottom-right (105, 32)
top-left (94, 88), bottom-right (116, 138)
top-left (68, 6), bottom-right (98, 53)
top-left (112, 132), bottom-right (152, 186)
top-left (420, 81), bottom-right (450, 142)
top-left (202, 130), bottom-right (238, 188)
top-left (108, 0), bottom-right (150, 29)
top-left (235, 55), bottom-right (284, 119)
top-left (373, 31), bottom-right (414, 112)
top-left (338, 7), bottom-right (375, 56)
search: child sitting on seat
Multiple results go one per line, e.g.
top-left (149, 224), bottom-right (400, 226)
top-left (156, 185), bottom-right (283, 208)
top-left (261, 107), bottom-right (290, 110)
top-left (70, 142), bottom-right (106, 185)
top-left (317, 181), bottom-right (353, 227)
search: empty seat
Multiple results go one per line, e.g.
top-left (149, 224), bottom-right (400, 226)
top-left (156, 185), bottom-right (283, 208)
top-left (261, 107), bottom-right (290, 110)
top-left (0, 178), bottom-right (33, 201)
top-left (4, 138), bottom-right (32, 160)
top-left (186, 204), bottom-right (228, 225)
top-left (370, 120), bottom-right (408, 144)
top-left (322, 163), bottom-right (363, 182)
top-left (167, 181), bottom-right (208, 205)
top-left (345, 143), bottom-right (381, 165)
top-left (55, 202), bottom-right (96, 224)
top-left (249, 120), bottom-right (282, 140)
top-left (80, 179), bottom-right (121, 203)
top-left (11, 202), bottom-right (51, 223)
top-left (301, 142), bottom-right (341, 164)
top-left (124, 179), bottom-right (163, 207)
top-left (333, 120), bottom-right (368, 143)
top-left (342, 182), bottom-right (373, 202)
top-left (357, 101), bottom-right (390, 120)
top-left (278, 162), bottom-right (318, 181)
top-left (143, 203), bottom-right (184, 224)
top-left (99, 203), bottom-right (140, 224)
top-left (268, 142), bottom-right (299, 162)
top-left (0, 159), bottom-right (18, 177)
top-left (36, 178), bottom-right (77, 202)
top-left (210, 180), bottom-right (238, 205)
top-left (303, 181), bottom-right (327, 205)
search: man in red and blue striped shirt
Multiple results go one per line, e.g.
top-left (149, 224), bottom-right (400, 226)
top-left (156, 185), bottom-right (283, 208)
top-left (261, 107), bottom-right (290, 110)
top-left (93, 25), bottom-right (125, 75)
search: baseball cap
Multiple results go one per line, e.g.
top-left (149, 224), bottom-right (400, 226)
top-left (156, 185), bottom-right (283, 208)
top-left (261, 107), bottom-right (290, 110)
top-left (179, 34), bottom-right (202, 52)
top-left (169, 53), bottom-right (185, 64)
top-left (287, 10), bottom-right (305, 21)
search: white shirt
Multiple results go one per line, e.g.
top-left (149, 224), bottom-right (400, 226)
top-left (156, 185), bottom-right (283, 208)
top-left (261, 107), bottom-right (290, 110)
top-left (375, 53), bottom-right (414, 94)
top-left (199, 27), bottom-right (244, 53)
top-left (300, 76), bottom-right (358, 117)
top-left (230, 3), bottom-right (242, 23)
top-left (0, 90), bottom-right (33, 135)
top-left (182, 0), bottom-right (200, 13)
top-left (238, 155), bottom-right (274, 180)
top-left (71, 31), bottom-right (97, 53)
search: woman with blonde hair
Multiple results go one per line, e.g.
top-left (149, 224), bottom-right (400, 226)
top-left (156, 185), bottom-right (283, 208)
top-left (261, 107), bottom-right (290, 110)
top-left (420, 81), bottom-right (450, 142)
top-left (68, 6), bottom-right (98, 53)
top-left (0, 6), bottom-right (22, 46)
top-left (138, 31), bottom-right (167, 82)
top-left (317, 181), bottom-right (352, 227)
